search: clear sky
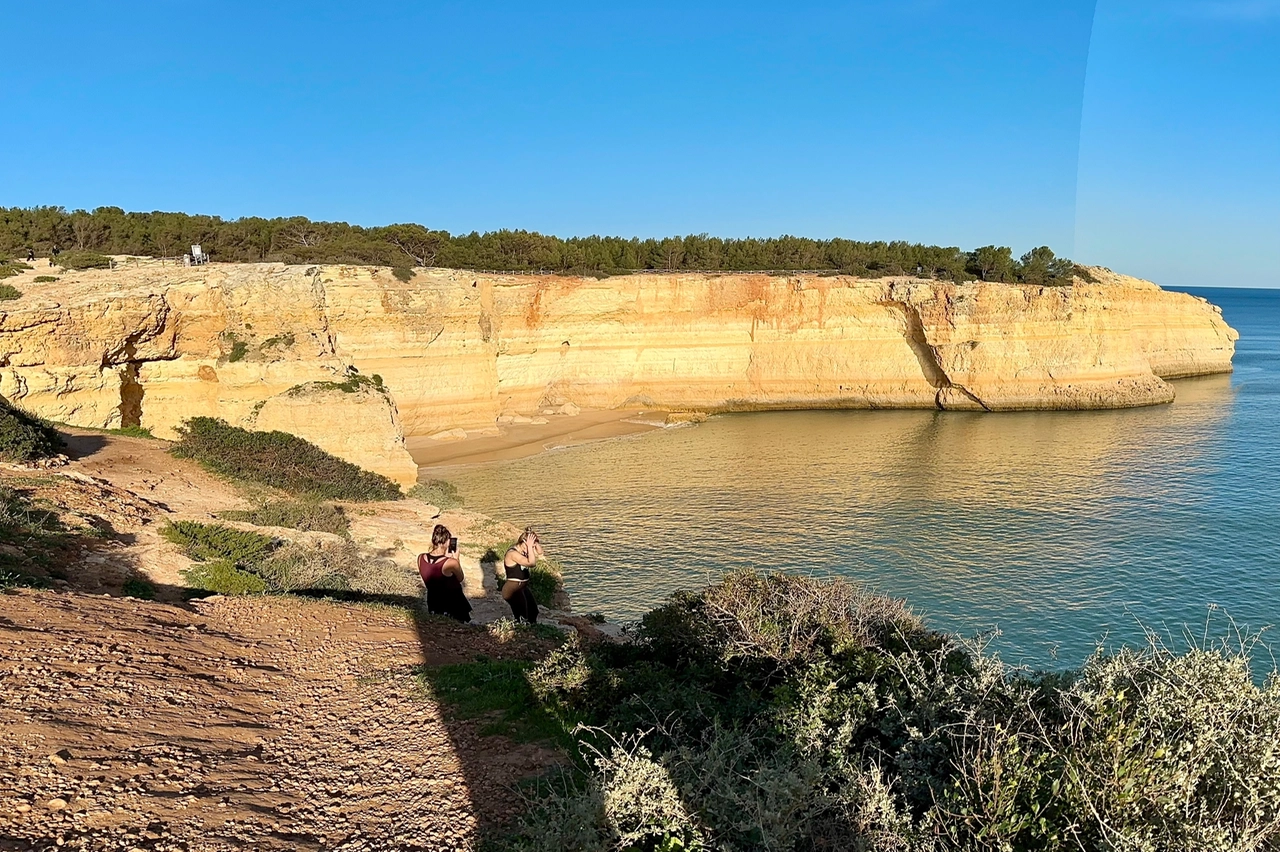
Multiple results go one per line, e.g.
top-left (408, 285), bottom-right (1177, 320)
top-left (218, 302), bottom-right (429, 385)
top-left (0, 1), bottom-right (1275, 287)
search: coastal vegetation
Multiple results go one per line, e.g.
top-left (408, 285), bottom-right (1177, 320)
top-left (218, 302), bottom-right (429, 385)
top-left (409, 478), bottom-right (465, 509)
top-left (170, 417), bottom-right (403, 502)
top-left (0, 484), bottom-right (68, 589)
top-left (162, 518), bottom-right (414, 597)
top-left (429, 572), bottom-right (1280, 852)
top-left (51, 250), bottom-right (113, 270)
top-left (1, 205), bottom-right (1083, 284)
top-left (0, 398), bottom-right (65, 462)
top-left (218, 499), bottom-right (350, 536)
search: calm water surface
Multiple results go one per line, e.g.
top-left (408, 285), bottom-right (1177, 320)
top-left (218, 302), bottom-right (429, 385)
top-left (439, 287), bottom-right (1280, 670)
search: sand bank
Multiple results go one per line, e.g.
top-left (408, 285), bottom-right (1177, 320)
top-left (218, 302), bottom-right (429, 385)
top-left (408, 408), bottom-right (669, 471)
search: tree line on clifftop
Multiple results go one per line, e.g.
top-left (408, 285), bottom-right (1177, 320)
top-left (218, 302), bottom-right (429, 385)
top-left (0, 205), bottom-right (1090, 285)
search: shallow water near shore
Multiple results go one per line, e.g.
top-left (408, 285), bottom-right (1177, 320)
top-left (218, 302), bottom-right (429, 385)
top-left (442, 287), bottom-right (1280, 671)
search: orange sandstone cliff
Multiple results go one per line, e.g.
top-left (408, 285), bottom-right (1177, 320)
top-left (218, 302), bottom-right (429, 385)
top-left (0, 262), bottom-right (1238, 482)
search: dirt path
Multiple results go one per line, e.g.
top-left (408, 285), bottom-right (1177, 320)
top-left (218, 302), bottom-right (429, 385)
top-left (0, 590), bottom-right (556, 851)
top-left (10, 428), bottom-right (521, 620)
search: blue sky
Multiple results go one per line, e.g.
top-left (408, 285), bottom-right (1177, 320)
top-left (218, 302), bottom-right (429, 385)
top-left (0, 1), bottom-right (1275, 287)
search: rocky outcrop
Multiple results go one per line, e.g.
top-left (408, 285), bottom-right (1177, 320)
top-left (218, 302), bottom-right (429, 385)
top-left (248, 380), bottom-right (418, 488)
top-left (0, 262), bottom-right (1237, 476)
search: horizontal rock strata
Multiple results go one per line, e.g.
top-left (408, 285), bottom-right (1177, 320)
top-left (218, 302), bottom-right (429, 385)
top-left (0, 263), bottom-right (1238, 478)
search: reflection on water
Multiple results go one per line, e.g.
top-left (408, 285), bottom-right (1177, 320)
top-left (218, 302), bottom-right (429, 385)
top-left (442, 288), bottom-right (1280, 670)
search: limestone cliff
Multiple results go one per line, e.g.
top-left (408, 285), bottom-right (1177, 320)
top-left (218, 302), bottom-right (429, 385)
top-left (0, 262), bottom-right (1237, 477)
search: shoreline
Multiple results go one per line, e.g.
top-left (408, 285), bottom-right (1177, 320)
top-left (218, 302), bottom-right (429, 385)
top-left (408, 407), bottom-right (670, 472)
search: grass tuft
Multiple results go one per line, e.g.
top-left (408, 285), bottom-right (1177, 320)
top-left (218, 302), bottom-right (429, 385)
top-left (422, 658), bottom-right (574, 747)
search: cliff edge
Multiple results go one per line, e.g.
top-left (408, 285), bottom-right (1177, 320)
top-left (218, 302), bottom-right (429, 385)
top-left (0, 261), bottom-right (1238, 477)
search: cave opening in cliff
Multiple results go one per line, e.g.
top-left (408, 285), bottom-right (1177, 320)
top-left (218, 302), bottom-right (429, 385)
top-left (117, 341), bottom-right (145, 428)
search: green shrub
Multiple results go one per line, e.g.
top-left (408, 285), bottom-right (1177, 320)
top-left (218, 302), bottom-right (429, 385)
top-left (160, 520), bottom-right (276, 566)
top-left (1072, 264), bottom-right (1099, 284)
top-left (286, 374), bottom-right (384, 396)
top-left (0, 284), bottom-right (20, 300)
top-left (391, 266), bottom-right (414, 282)
top-left (170, 417), bottom-right (403, 501)
top-left (54, 251), bottom-right (113, 270)
top-left (227, 339), bottom-right (249, 362)
top-left (529, 560), bottom-right (563, 608)
top-left (507, 572), bottom-right (1280, 852)
top-left (108, 425), bottom-right (154, 439)
top-left (261, 332), bottom-right (295, 350)
top-left (0, 398), bottom-right (65, 462)
top-left (32, 275), bottom-right (58, 283)
top-left (183, 559), bottom-right (268, 595)
top-left (121, 576), bottom-right (156, 599)
top-left (408, 478), bottom-right (463, 509)
top-left (0, 261), bottom-right (31, 281)
top-left (0, 484), bottom-right (73, 586)
top-left (218, 499), bottom-right (349, 535)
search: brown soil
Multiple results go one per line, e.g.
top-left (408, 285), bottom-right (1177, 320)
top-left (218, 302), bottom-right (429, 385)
top-left (0, 590), bottom-right (560, 852)
top-left (0, 429), bottom-right (582, 851)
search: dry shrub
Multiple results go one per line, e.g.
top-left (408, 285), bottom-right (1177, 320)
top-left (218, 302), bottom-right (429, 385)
top-left (218, 499), bottom-right (349, 535)
top-left (511, 574), bottom-right (1280, 852)
top-left (260, 540), bottom-right (418, 596)
top-left (700, 571), bottom-right (926, 664)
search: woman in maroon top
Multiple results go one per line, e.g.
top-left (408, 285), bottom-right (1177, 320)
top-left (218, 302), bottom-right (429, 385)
top-left (419, 524), bottom-right (471, 622)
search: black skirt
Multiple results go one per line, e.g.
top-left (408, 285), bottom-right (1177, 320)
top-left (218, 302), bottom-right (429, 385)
top-left (426, 577), bottom-right (472, 623)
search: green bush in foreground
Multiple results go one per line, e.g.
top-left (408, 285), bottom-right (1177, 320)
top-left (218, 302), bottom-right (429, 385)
top-left (218, 499), bottom-right (349, 535)
top-left (53, 251), bottom-right (113, 270)
top-left (0, 284), bottom-right (20, 300)
top-left (408, 479), bottom-right (464, 509)
top-left (32, 275), bottom-right (58, 283)
top-left (170, 416), bottom-right (403, 501)
top-left (0, 398), bottom-right (65, 462)
top-left (487, 572), bottom-right (1280, 852)
top-left (183, 559), bottom-right (268, 595)
top-left (161, 520), bottom-right (276, 566)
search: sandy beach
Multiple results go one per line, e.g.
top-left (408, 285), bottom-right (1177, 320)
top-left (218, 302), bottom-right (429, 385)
top-left (407, 408), bottom-right (670, 471)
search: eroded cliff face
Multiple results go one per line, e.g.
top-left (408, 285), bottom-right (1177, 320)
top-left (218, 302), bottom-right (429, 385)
top-left (0, 262), bottom-right (1237, 478)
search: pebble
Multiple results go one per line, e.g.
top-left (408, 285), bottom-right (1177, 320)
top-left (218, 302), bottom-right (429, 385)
top-left (45, 798), bottom-right (68, 810)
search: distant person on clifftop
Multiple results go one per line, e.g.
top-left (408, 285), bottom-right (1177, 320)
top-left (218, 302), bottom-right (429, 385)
top-left (25, 247), bottom-right (34, 262)
top-left (419, 524), bottom-right (471, 622)
top-left (502, 527), bottom-right (542, 624)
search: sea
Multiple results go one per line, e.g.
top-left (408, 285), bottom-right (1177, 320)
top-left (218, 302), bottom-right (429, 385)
top-left (441, 287), bottom-right (1280, 672)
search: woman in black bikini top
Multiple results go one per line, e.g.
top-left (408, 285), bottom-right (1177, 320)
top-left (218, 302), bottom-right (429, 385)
top-left (502, 527), bottom-right (542, 624)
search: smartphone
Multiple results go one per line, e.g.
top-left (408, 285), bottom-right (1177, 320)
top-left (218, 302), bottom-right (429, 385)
top-left (448, 536), bottom-right (458, 553)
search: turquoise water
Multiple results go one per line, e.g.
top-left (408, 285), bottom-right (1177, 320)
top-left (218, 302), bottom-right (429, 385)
top-left (440, 287), bottom-right (1279, 670)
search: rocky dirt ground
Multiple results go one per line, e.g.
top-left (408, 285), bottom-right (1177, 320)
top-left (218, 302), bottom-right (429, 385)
top-left (0, 429), bottom-right (589, 851)
top-left (0, 590), bottom-right (560, 851)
